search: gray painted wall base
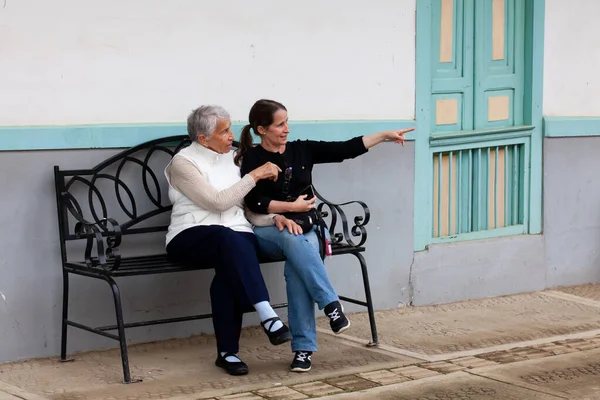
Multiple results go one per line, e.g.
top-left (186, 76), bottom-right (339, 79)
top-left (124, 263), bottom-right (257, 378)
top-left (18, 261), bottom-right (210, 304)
top-left (312, 142), bottom-right (416, 312)
top-left (544, 137), bottom-right (600, 288)
top-left (410, 234), bottom-right (546, 306)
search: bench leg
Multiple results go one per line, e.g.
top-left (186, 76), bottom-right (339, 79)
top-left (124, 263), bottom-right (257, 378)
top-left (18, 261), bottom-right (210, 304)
top-left (353, 252), bottom-right (379, 346)
top-left (105, 277), bottom-right (133, 384)
top-left (60, 270), bottom-right (70, 361)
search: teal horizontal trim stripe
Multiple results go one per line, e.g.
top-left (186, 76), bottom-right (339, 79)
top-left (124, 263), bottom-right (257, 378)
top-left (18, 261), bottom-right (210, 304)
top-left (544, 116), bottom-right (600, 138)
top-left (0, 120), bottom-right (415, 151)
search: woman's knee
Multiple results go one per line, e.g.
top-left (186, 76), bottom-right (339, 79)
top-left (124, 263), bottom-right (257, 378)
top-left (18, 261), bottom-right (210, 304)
top-left (208, 228), bottom-right (257, 260)
top-left (210, 225), bottom-right (238, 240)
top-left (257, 228), bottom-right (318, 259)
top-left (281, 232), bottom-right (324, 263)
top-left (302, 231), bottom-right (321, 252)
top-left (211, 226), bottom-right (249, 247)
top-left (281, 230), bottom-right (309, 248)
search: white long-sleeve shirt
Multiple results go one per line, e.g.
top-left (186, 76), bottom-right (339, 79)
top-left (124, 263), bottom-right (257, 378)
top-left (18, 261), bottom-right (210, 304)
top-left (164, 142), bottom-right (275, 245)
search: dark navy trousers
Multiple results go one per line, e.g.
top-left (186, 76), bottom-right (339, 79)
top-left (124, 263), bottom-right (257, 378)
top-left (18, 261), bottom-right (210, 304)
top-left (166, 225), bottom-right (269, 353)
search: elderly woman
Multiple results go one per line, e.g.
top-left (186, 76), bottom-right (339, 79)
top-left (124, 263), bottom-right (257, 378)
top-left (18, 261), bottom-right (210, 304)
top-left (165, 105), bottom-right (293, 376)
top-left (237, 99), bottom-right (413, 373)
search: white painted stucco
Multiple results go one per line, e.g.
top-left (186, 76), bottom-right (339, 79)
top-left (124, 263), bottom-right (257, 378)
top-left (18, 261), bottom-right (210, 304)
top-left (543, 0), bottom-right (600, 116)
top-left (0, 0), bottom-right (415, 125)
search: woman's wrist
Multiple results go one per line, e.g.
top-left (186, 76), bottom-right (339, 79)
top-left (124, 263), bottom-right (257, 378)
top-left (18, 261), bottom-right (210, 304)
top-left (377, 131), bottom-right (389, 143)
top-left (248, 171), bottom-right (259, 182)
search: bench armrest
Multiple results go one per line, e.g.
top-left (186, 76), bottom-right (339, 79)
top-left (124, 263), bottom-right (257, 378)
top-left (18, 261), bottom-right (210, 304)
top-left (314, 188), bottom-right (370, 248)
top-left (61, 192), bottom-right (122, 270)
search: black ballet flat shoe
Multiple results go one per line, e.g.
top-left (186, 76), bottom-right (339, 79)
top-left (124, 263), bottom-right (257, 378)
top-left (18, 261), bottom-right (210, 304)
top-left (261, 317), bottom-right (292, 346)
top-left (215, 352), bottom-right (249, 376)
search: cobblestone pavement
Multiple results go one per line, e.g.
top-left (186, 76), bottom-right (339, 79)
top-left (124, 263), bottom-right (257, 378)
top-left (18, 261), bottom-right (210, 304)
top-left (4, 285), bottom-right (600, 399)
top-left (315, 291), bottom-right (600, 357)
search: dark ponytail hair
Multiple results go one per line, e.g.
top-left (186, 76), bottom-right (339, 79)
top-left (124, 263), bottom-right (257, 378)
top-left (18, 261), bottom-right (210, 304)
top-left (235, 124), bottom-right (254, 166)
top-left (234, 99), bottom-right (287, 166)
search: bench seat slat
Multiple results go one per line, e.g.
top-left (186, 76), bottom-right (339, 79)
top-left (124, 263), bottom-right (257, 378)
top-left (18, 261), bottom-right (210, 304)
top-left (64, 244), bottom-right (364, 276)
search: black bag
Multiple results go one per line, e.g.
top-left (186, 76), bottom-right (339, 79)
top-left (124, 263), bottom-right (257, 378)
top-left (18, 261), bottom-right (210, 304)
top-left (282, 210), bottom-right (318, 232)
top-left (282, 184), bottom-right (319, 231)
top-left (282, 209), bottom-right (329, 259)
top-left (282, 182), bottom-right (329, 259)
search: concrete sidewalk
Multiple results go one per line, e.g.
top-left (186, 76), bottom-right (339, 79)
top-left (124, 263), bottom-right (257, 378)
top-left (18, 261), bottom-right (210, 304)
top-left (3, 284), bottom-right (600, 399)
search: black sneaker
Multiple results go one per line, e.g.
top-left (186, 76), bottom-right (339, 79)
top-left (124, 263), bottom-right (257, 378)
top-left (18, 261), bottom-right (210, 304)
top-left (290, 351), bottom-right (312, 372)
top-left (324, 301), bottom-right (350, 334)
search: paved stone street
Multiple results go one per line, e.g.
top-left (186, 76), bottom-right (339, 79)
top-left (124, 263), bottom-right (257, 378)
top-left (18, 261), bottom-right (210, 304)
top-left (4, 284), bottom-right (600, 399)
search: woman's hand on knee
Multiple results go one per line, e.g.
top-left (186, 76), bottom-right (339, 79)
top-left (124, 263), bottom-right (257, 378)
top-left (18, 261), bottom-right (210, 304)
top-left (274, 215), bottom-right (303, 235)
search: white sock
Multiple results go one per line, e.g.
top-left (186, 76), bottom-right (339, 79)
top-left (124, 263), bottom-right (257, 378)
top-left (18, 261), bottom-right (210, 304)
top-left (254, 301), bottom-right (283, 331)
top-left (220, 352), bottom-right (241, 362)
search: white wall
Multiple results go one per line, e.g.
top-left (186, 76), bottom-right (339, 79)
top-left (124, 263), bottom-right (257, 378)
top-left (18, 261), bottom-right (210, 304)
top-left (0, 0), bottom-right (415, 125)
top-left (543, 0), bottom-right (600, 116)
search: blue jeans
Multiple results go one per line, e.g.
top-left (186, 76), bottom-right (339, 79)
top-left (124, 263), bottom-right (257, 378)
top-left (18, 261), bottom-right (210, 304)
top-left (254, 225), bottom-right (338, 352)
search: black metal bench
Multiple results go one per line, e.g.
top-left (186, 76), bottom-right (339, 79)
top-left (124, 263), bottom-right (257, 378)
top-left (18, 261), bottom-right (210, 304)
top-left (53, 135), bottom-right (378, 383)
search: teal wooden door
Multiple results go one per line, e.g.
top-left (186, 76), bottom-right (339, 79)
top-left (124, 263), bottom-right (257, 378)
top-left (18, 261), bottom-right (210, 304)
top-left (414, 0), bottom-right (544, 250)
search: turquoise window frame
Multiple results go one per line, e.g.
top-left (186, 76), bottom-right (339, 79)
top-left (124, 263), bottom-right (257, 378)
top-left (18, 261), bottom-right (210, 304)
top-left (414, 0), bottom-right (545, 251)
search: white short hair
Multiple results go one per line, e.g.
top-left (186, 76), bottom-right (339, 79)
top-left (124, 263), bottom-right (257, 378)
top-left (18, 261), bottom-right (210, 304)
top-left (187, 105), bottom-right (230, 142)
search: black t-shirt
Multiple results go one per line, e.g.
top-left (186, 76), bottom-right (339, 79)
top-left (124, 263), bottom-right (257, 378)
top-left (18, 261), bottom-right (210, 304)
top-left (240, 136), bottom-right (368, 214)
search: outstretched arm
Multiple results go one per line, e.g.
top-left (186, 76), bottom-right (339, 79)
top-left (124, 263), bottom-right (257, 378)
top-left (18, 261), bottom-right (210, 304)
top-left (362, 128), bottom-right (415, 149)
top-left (309, 127), bottom-right (415, 164)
